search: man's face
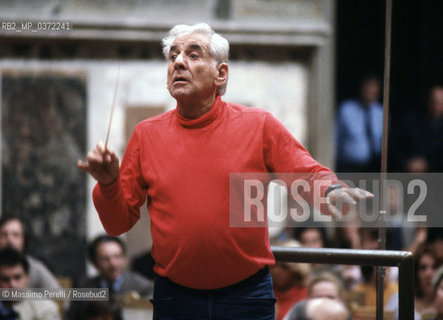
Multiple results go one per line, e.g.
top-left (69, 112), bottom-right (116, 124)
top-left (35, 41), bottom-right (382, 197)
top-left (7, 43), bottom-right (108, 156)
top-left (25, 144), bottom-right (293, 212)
top-left (418, 254), bottom-right (437, 296)
top-left (270, 263), bottom-right (295, 291)
top-left (361, 79), bottom-right (380, 105)
top-left (429, 87), bottom-right (443, 119)
top-left (167, 33), bottom-right (219, 102)
top-left (0, 220), bottom-right (25, 252)
top-left (310, 281), bottom-right (340, 300)
top-left (0, 265), bottom-right (29, 289)
top-left (300, 229), bottom-right (324, 248)
top-left (94, 242), bottom-right (126, 282)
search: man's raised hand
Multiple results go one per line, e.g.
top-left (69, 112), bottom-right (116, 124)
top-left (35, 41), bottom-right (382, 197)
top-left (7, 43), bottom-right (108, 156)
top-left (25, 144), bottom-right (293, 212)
top-left (77, 142), bottom-right (120, 186)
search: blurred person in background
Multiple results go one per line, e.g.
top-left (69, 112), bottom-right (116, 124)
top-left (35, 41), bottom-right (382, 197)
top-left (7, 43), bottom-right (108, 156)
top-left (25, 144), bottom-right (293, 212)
top-left (308, 271), bottom-right (344, 301)
top-left (352, 265), bottom-right (398, 308)
top-left (67, 235), bottom-right (153, 320)
top-left (335, 74), bottom-right (383, 172)
top-left (432, 266), bottom-right (443, 320)
top-left (293, 226), bottom-right (329, 250)
top-left (81, 235), bottom-right (153, 299)
top-left (283, 298), bottom-right (350, 320)
top-left (390, 84), bottom-right (443, 172)
top-left (81, 301), bottom-right (123, 320)
top-left (386, 244), bottom-right (441, 320)
top-left (331, 219), bottom-right (364, 291)
top-left (0, 248), bottom-right (61, 320)
top-left (271, 240), bottom-right (311, 320)
top-left (293, 225), bottom-right (337, 276)
top-left (0, 217), bottom-right (60, 289)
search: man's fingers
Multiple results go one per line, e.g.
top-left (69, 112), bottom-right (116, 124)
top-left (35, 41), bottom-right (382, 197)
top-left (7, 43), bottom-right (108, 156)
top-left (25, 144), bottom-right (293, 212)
top-left (97, 141), bottom-right (105, 153)
top-left (77, 159), bottom-right (93, 175)
top-left (355, 188), bottom-right (374, 198)
top-left (346, 188), bottom-right (374, 200)
top-left (94, 142), bottom-right (117, 164)
top-left (77, 159), bottom-right (87, 170)
top-left (342, 192), bottom-right (357, 205)
top-left (327, 203), bottom-right (343, 219)
top-left (86, 151), bottom-right (104, 165)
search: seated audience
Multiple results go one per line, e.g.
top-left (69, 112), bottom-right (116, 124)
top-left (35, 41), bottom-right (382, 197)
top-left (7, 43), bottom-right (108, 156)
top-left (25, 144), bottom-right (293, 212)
top-left (360, 227), bottom-right (399, 282)
top-left (406, 227), bottom-right (443, 259)
top-left (352, 265), bottom-right (398, 307)
top-left (284, 298), bottom-right (350, 320)
top-left (332, 221), bottom-right (364, 290)
top-left (427, 228), bottom-right (443, 262)
top-left (293, 226), bottom-right (329, 249)
top-left (67, 234), bottom-right (153, 320)
top-left (271, 239), bottom-right (311, 320)
top-left (0, 248), bottom-right (61, 320)
top-left (294, 225), bottom-right (334, 275)
top-left (308, 271), bottom-right (344, 301)
top-left (0, 217), bottom-right (60, 289)
top-left (84, 235), bottom-right (153, 298)
top-left (81, 301), bottom-right (123, 320)
top-left (332, 221), bottom-right (361, 251)
top-left (386, 244), bottom-right (441, 320)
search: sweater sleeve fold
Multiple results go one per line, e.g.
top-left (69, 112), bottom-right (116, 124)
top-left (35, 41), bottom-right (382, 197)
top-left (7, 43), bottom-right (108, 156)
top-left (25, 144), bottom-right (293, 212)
top-left (262, 113), bottom-right (344, 215)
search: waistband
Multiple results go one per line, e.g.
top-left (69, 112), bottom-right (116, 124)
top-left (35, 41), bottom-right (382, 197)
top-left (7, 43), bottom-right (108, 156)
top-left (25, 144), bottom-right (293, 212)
top-left (154, 267), bottom-right (270, 296)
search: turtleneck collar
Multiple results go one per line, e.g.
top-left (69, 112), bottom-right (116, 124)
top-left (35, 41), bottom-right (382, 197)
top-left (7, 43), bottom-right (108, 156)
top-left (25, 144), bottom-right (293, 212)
top-left (175, 96), bottom-right (223, 129)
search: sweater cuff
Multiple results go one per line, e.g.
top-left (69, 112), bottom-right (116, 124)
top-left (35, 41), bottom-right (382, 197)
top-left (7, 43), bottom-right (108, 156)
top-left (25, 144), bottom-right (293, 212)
top-left (95, 178), bottom-right (120, 198)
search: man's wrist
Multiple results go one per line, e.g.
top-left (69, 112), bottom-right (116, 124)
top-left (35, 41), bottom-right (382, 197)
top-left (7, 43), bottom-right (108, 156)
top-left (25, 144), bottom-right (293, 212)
top-left (325, 183), bottom-right (344, 197)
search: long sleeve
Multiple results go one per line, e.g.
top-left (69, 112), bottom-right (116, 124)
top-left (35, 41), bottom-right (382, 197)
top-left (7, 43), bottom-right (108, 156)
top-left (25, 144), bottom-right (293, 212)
top-left (92, 127), bottom-right (147, 236)
top-left (262, 113), bottom-right (343, 213)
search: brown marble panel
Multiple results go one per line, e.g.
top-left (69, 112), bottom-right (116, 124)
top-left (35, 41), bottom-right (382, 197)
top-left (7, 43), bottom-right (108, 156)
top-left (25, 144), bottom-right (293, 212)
top-left (2, 70), bottom-right (87, 280)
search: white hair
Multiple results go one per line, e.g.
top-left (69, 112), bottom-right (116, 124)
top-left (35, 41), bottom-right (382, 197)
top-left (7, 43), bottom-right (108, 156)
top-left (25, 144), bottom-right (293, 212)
top-left (162, 23), bottom-right (229, 96)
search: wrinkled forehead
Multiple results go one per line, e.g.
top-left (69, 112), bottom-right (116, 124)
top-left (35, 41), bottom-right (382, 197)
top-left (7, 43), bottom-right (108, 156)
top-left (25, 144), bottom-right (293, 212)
top-left (170, 33), bottom-right (211, 54)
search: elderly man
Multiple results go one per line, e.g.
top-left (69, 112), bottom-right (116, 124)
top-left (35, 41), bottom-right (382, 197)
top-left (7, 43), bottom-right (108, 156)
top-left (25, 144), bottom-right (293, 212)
top-left (78, 23), bottom-right (371, 319)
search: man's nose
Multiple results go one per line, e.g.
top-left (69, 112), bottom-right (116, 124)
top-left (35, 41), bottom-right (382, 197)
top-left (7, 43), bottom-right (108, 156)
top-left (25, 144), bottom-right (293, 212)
top-left (174, 53), bottom-right (186, 69)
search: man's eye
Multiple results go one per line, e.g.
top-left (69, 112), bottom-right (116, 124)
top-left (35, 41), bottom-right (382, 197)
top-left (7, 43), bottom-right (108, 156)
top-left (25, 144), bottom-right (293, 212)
top-left (190, 54), bottom-right (198, 59)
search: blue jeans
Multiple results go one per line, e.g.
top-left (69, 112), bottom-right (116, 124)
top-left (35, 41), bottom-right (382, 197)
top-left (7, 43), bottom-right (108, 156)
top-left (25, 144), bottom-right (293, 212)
top-left (150, 267), bottom-right (276, 320)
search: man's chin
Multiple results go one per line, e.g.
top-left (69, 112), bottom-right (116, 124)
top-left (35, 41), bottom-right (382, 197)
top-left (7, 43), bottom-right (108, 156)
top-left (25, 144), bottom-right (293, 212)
top-left (171, 90), bottom-right (190, 101)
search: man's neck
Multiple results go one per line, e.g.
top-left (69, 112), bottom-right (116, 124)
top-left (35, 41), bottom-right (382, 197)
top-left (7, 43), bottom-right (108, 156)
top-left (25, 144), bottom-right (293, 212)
top-left (177, 95), bottom-right (217, 119)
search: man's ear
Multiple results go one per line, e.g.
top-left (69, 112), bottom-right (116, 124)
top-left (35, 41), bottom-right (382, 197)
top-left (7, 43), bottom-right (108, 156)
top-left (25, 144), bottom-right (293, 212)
top-left (215, 63), bottom-right (229, 87)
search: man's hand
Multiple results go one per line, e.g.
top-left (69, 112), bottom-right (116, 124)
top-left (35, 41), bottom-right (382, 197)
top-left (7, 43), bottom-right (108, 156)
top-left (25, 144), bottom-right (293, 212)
top-left (77, 142), bottom-right (120, 185)
top-left (326, 187), bottom-right (374, 218)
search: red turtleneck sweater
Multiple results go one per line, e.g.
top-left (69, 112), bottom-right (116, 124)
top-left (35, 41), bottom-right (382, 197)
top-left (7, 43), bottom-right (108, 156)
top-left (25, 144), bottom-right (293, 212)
top-left (93, 96), bottom-right (339, 289)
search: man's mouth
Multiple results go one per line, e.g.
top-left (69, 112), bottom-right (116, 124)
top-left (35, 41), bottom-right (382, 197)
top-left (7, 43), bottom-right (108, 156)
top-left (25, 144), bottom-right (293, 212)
top-left (173, 76), bottom-right (188, 84)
